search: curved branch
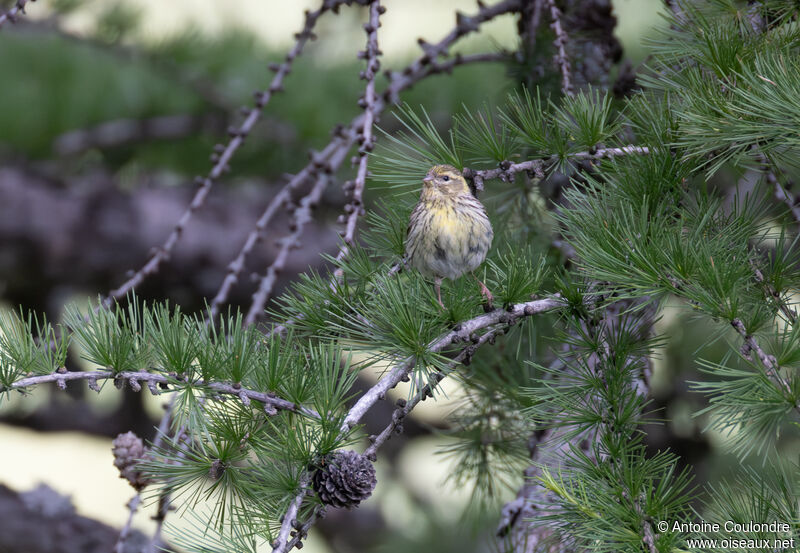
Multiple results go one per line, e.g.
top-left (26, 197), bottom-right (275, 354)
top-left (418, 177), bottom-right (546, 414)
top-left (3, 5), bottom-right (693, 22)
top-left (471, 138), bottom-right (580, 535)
top-left (273, 295), bottom-right (562, 552)
top-left (342, 296), bottom-right (562, 431)
top-left (730, 318), bottom-right (795, 404)
top-left (363, 324), bottom-right (507, 459)
top-left (243, 169), bottom-right (337, 327)
top-left (244, 0), bottom-right (390, 326)
top-left (208, 131), bottom-right (355, 323)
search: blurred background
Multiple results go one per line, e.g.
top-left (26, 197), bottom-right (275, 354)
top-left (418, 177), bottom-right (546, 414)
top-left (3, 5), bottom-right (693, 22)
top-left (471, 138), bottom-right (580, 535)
top-left (0, 0), bottom-right (758, 552)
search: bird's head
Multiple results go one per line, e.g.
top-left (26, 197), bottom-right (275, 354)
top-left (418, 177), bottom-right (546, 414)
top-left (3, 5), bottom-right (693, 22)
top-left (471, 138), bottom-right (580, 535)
top-left (423, 165), bottom-right (470, 197)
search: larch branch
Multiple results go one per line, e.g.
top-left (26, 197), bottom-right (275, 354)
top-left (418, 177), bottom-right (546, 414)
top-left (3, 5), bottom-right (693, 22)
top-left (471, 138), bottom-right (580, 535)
top-left (104, 0), bottom-right (347, 307)
top-left (363, 324), bottom-right (508, 459)
top-left (208, 130), bottom-right (355, 323)
top-left (730, 318), bottom-right (796, 405)
top-left (334, 0), bottom-right (384, 272)
top-left (271, 296), bottom-right (562, 552)
top-left (464, 145), bottom-right (650, 190)
top-left (4, 369), bottom-right (319, 418)
top-left (240, 3), bottom-right (518, 327)
top-left (544, 0), bottom-right (573, 96)
top-left (342, 296), bottom-right (562, 432)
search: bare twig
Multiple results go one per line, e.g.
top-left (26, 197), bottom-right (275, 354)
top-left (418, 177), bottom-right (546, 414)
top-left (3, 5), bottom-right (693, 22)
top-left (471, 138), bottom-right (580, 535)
top-left (334, 0), bottom-right (384, 273)
top-left (751, 259), bottom-right (797, 325)
top-left (381, 0), bottom-right (521, 106)
top-left (213, 2), bottom-right (517, 322)
top-left (755, 150), bottom-right (800, 226)
top-left (4, 369), bottom-right (319, 418)
top-left (208, 131), bottom-right (355, 323)
top-left (284, 505), bottom-right (327, 551)
top-left (243, 162), bottom-right (344, 326)
top-left (104, 0), bottom-right (346, 307)
top-left (544, 0), bottom-right (573, 96)
top-left (0, 0), bottom-right (33, 29)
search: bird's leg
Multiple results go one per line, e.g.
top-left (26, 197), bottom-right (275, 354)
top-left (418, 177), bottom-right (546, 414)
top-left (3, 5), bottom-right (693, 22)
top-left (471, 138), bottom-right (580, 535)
top-left (435, 276), bottom-right (445, 310)
top-left (472, 273), bottom-right (494, 308)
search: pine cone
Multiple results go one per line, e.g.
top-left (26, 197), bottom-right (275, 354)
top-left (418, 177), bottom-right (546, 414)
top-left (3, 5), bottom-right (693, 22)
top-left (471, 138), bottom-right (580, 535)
top-left (312, 450), bottom-right (376, 509)
top-left (112, 431), bottom-right (149, 490)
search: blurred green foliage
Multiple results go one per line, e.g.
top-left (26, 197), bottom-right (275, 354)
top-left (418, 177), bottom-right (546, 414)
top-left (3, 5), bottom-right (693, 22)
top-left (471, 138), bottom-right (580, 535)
top-left (0, 26), bottom-right (511, 180)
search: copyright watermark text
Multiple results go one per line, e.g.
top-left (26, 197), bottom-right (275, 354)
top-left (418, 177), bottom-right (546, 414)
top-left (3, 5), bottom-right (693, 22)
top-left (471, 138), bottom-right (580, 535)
top-left (656, 520), bottom-right (796, 550)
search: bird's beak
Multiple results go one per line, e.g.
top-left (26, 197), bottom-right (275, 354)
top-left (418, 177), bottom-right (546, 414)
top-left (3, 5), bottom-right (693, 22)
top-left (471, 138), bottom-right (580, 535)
top-left (423, 175), bottom-right (434, 184)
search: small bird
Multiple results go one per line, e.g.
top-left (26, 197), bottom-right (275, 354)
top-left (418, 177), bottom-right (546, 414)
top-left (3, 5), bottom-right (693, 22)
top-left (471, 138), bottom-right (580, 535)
top-left (405, 164), bottom-right (494, 309)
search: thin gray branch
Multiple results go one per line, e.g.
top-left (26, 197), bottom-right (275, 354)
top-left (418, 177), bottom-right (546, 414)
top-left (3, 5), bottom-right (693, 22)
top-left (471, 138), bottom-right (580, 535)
top-left (334, 0), bottom-right (384, 273)
top-left (465, 145), bottom-right (650, 191)
top-left (104, 0), bottom-right (347, 307)
top-left (544, 0), bottom-right (573, 96)
top-left (0, 0), bottom-right (33, 29)
top-left (754, 149), bottom-right (800, 227)
top-left (342, 296), bottom-right (562, 432)
top-left (4, 370), bottom-right (319, 418)
top-left (731, 318), bottom-right (795, 404)
top-left (363, 324), bottom-right (508, 459)
top-left (114, 496), bottom-right (141, 553)
top-left (270, 481), bottom-right (308, 553)
top-left (243, 164), bottom-right (342, 327)
top-left (208, 131), bottom-right (355, 323)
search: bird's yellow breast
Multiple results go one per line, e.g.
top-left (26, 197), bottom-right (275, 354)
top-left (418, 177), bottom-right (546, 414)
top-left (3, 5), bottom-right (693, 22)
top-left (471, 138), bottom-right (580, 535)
top-left (405, 196), bottom-right (493, 280)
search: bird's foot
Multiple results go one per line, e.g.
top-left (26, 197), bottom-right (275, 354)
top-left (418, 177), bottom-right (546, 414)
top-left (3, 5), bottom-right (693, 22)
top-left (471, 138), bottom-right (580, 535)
top-left (478, 280), bottom-right (494, 311)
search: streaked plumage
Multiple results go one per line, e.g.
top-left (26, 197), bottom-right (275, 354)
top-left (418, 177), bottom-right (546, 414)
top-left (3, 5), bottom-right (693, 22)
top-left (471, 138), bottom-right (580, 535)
top-left (405, 164), bottom-right (494, 308)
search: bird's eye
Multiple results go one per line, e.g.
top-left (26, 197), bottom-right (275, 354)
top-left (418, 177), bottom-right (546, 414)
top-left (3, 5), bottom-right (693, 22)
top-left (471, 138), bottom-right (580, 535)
top-left (442, 175), bottom-right (450, 181)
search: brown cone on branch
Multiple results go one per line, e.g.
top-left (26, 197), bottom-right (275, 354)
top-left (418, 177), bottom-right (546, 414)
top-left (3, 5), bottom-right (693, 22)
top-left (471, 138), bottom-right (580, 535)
top-left (112, 431), bottom-right (150, 490)
top-left (312, 450), bottom-right (376, 509)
